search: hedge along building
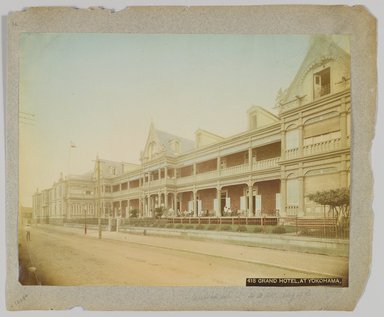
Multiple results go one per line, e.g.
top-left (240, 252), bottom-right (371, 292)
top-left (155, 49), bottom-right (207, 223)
top-left (32, 35), bottom-right (350, 222)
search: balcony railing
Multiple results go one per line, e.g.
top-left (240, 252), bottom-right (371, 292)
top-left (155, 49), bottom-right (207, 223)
top-left (115, 188), bottom-right (141, 196)
top-left (253, 157), bottom-right (280, 170)
top-left (303, 138), bottom-right (341, 156)
top-left (175, 158), bottom-right (280, 185)
top-left (176, 175), bottom-right (194, 185)
top-left (220, 164), bottom-right (249, 177)
top-left (143, 178), bottom-right (164, 187)
top-left (319, 83), bottom-right (330, 97)
top-left (196, 169), bottom-right (219, 181)
top-left (286, 205), bottom-right (299, 216)
top-left (142, 177), bottom-right (176, 188)
top-left (285, 137), bottom-right (343, 159)
top-left (285, 147), bottom-right (299, 159)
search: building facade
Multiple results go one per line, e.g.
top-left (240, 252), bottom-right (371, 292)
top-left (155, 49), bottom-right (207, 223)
top-left (32, 36), bottom-right (350, 223)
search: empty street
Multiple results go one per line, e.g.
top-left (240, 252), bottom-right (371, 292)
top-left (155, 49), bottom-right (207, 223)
top-left (19, 225), bottom-right (348, 286)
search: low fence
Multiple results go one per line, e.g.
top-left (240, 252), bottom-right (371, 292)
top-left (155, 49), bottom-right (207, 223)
top-left (64, 217), bottom-right (109, 226)
top-left (122, 217), bottom-right (279, 226)
top-left (41, 216), bottom-right (349, 240)
top-left (280, 217), bottom-right (349, 239)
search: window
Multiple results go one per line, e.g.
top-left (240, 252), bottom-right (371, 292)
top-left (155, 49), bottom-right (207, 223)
top-left (170, 139), bottom-right (180, 154)
top-left (109, 166), bottom-right (116, 175)
top-left (148, 142), bottom-right (156, 159)
top-left (175, 141), bottom-right (180, 153)
top-left (286, 130), bottom-right (299, 150)
top-left (287, 179), bottom-right (299, 205)
top-left (251, 114), bottom-right (257, 129)
top-left (313, 67), bottom-right (330, 98)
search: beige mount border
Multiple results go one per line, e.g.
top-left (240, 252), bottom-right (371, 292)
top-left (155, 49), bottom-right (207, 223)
top-left (6, 6), bottom-right (376, 311)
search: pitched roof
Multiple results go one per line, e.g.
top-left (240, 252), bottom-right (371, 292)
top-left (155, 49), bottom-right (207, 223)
top-left (280, 35), bottom-right (351, 104)
top-left (155, 128), bottom-right (195, 154)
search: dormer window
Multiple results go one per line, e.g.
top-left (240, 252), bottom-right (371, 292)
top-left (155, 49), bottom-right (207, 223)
top-left (109, 166), bottom-right (116, 175)
top-left (169, 139), bottom-right (180, 154)
top-left (251, 114), bottom-right (257, 129)
top-left (148, 142), bottom-right (156, 159)
top-left (313, 67), bottom-right (330, 99)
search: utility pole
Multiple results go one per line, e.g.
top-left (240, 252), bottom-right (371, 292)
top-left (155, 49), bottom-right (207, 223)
top-left (97, 157), bottom-right (102, 239)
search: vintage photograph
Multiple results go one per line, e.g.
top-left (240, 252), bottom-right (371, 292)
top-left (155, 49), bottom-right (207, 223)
top-left (18, 33), bottom-right (351, 287)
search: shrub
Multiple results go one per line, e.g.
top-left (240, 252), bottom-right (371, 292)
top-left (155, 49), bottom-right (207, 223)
top-left (184, 224), bottom-right (194, 230)
top-left (207, 224), bottom-right (217, 231)
top-left (220, 225), bottom-right (232, 231)
top-left (166, 223), bottom-right (174, 228)
top-left (195, 224), bottom-right (205, 230)
top-left (299, 228), bottom-right (310, 236)
top-left (253, 226), bottom-right (263, 233)
top-left (237, 225), bottom-right (247, 232)
top-left (272, 226), bottom-right (287, 234)
top-left (175, 224), bottom-right (183, 229)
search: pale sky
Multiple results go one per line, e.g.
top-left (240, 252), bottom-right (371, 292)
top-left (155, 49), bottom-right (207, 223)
top-left (19, 33), bottom-right (349, 206)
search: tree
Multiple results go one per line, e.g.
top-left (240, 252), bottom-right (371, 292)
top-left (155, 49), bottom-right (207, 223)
top-left (307, 188), bottom-right (350, 236)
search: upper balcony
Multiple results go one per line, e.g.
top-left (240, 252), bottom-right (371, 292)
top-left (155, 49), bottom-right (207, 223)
top-left (142, 177), bottom-right (176, 188)
top-left (285, 137), bottom-right (344, 160)
top-left (175, 157), bottom-right (280, 185)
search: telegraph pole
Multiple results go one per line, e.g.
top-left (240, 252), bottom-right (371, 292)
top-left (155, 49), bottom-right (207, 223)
top-left (97, 157), bottom-right (102, 239)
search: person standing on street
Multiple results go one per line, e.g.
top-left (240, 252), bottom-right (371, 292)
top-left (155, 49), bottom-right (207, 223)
top-left (25, 224), bottom-right (31, 241)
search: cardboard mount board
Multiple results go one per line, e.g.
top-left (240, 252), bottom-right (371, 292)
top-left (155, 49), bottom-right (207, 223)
top-left (6, 5), bottom-right (376, 311)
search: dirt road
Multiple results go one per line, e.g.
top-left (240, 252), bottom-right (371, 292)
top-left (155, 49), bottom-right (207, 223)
top-left (20, 225), bottom-right (348, 286)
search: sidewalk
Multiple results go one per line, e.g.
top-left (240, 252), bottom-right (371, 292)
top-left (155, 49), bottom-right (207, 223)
top-left (36, 224), bottom-right (348, 278)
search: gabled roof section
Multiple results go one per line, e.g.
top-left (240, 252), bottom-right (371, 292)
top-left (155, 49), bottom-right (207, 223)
top-left (156, 129), bottom-right (195, 154)
top-left (142, 122), bottom-right (195, 161)
top-left (195, 128), bottom-right (224, 148)
top-left (277, 35), bottom-right (351, 106)
top-left (247, 105), bottom-right (280, 130)
top-left (93, 157), bottom-right (126, 178)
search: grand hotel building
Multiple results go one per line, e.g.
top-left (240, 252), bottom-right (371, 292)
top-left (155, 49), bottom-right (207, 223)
top-left (32, 36), bottom-right (351, 223)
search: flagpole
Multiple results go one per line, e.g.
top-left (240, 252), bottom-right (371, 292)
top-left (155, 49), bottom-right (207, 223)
top-left (97, 156), bottom-right (102, 239)
top-left (68, 142), bottom-right (76, 220)
top-left (67, 143), bottom-right (71, 220)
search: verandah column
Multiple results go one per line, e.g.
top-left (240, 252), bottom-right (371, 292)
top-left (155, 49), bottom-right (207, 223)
top-left (216, 187), bottom-right (221, 217)
top-left (281, 121), bottom-right (286, 160)
top-left (248, 145), bottom-right (252, 171)
top-left (173, 193), bottom-right (177, 214)
top-left (164, 191), bottom-right (168, 210)
top-left (298, 113), bottom-right (303, 157)
top-left (340, 154), bottom-right (348, 188)
top-left (280, 178), bottom-right (287, 217)
top-left (248, 182), bottom-right (254, 217)
top-left (340, 97), bottom-right (348, 148)
top-left (298, 163), bottom-right (304, 217)
top-left (193, 190), bottom-right (197, 217)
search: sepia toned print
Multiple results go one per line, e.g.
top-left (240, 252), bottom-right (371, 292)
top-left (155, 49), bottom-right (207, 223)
top-left (18, 33), bottom-right (350, 287)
